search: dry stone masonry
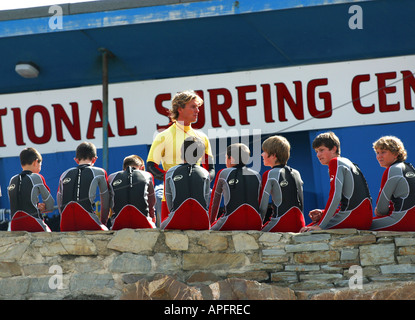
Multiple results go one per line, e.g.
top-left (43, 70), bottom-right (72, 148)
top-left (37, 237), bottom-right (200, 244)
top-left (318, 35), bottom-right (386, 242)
top-left (0, 228), bottom-right (415, 299)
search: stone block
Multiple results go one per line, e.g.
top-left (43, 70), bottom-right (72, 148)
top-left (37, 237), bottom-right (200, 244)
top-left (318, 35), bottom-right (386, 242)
top-left (270, 272), bottom-right (298, 283)
top-left (284, 265), bottom-right (320, 272)
top-left (398, 246), bottom-right (415, 256)
top-left (380, 264), bottom-right (415, 274)
top-left (60, 237), bottom-right (97, 255)
top-left (232, 233), bottom-right (259, 252)
top-left (340, 248), bottom-right (359, 260)
top-left (108, 229), bottom-right (159, 253)
top-left (285, 243), bottom-right (329, 253)
top-left (262, 249), bottom-right (289, 263)
top-left (70, 273), bottom-right (115, 291)
top-left (165, 232), bottom-right (188, 251)
top-left (109, 253), bottom-right (152, 273)
top-left (395, 237), bottom-right (415, 247)
top-left (330, 234), bottom-right (376, 247)
top-left (258, 233), bottom-right (283, 246)
top-left (197, 233), bottom-right (228, 251)
top-left (183, 253), bottom-right (248, 271)
top-left (0, 261), bottom-right (22, 277)
top-left (360, 243), bottom-right (395, 266)
top-left (0, 236), bottom-right (30, 261)
top-left (293, 233), bottom-right (331, 243)
top-left (294, 251), bottom-right (339, 264)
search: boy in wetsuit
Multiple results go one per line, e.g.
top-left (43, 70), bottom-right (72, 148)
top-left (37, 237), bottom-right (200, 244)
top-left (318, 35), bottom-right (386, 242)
top-left (8, 147), bottom-right (54, 231)
top-left (57, 142), bottom-right (109, 231)
top-left (259, 135), bottom-right (305, 232)
top-left (370, 136), bottom-right (415, 231)
top-left (108, 155), bottom-right (156, 229)
top-left (161, 136), bottom-right (211, 230)
top-left (209, 143), bottom-right (262, 231)
top-left (300, 132), bottom-right (372, 232)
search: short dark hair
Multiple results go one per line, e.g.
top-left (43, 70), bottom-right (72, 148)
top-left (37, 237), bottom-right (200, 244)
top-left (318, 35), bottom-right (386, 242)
top-left (182, 136), bottom-right (205, 165)
top-left (312, 132), bottom-right (341, 155)
top-left (20, 147), bottom-right (42, 166)
top-left (76, 142), bottom-right (97, 160)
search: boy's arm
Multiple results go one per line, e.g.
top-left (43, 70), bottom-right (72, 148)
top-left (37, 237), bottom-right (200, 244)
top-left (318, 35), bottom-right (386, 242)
top-left (208, 169), bottom-right (224, 223)
top-left (98, 172), bottom-right (110, 224)
top-left (318, 159), bottom-right (343, 229)
top-left (258, 170), bottom-right (273, 221)
top-left (38, 174), bottom-right (55, 213)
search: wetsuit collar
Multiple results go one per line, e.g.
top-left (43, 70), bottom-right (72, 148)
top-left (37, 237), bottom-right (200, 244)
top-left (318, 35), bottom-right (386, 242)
top-left (272, 164), bottom-right (285, 169)
top-left (175, 121), bottom-right (192, 132)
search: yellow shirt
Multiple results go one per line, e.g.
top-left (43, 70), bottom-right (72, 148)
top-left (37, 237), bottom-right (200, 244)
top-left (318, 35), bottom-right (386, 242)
top-left (147, 121), bottom-right (213, 174)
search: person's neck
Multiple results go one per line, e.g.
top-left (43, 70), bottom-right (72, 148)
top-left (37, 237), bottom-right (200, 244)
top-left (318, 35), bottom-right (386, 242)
top-left (176, 120), bottom-right (192, 128)
top-left (78, 160), bottom-right (93, 165)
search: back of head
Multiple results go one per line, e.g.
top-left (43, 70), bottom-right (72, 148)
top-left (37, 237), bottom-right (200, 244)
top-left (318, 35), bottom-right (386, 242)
top-left (169, 90), bottom-right (203, 121)
top-left (76, 142), bottom-right (97, 161)
top-left (373, 135), bottom-right (407, 162)
top-left (123, 155), bottom-right (145, 170)
top-left (20, 147), bottom-right (42, 166)
top-left (226, 143), bottom-right (250, 166)
top-left (312, 131), bottom-right (341, 155)
top-left (262, 135), bottom-right (291, 165)
top-left (182, 136), bottom-right (205, 165)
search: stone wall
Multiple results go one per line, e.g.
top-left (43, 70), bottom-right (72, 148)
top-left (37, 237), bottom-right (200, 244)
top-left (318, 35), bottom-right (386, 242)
top-left (1, 228), bottom-right (415, 299)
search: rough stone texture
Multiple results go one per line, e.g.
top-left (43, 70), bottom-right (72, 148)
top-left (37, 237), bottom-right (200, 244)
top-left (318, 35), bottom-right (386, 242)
top-left (1, 228), bottom-right (415, 299)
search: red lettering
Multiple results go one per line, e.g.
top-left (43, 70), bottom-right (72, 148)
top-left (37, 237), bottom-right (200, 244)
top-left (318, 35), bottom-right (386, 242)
top-left (155, 93), bottom-right (172, 131)
top-left (208, 88), bottom-right (235, 128)
top-left (11, 108), bottom-right (25, 146)
top-left (351, 74), bottom-right (374, 114)
top-left (0, 108), bottom-right (7, 147)
top-left (275, 81), bottom-right (304, 121)
top-left (261, 84), bottom-right (274, 123)
top-left (26, 105), bottom-right (51, 144)
top-left (401, 70), bottom-right (415, 110)
top-left (114, 98), bottom-right (137, 136)
top-left (307, 78), bottom-right (332, 118)
top-left (376, 72), bottom-right (400, 112)
top-left (87, 100), bottom-right (115, 139)
top-left (52, 103), bottom-right (81, 142)
top-left (236, 85), bottom-right (256, 125)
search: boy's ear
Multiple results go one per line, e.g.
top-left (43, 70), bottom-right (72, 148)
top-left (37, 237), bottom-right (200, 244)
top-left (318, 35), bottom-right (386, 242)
top-left (74, 157), bottom-right (80, 164)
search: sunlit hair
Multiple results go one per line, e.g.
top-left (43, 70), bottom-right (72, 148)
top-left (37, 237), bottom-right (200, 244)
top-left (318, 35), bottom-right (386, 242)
top-left (312, 131), bottom-right (341, 155)
top-left (262, 135), bottom-right (291, 165)
top-left (373, 136), bottom-right (407, 162)
top-left (123, 155), bottom-right (145, 170)
top-left (168, 90), bottom-right (203, 121)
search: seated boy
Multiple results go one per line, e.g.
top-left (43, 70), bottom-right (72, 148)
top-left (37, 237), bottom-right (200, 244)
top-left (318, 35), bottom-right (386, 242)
top-left (300, 132), bottom-right (372, 232)
top-left (8, 147), bottom-right (54, 232)
top-left (259, 135), bottom-right (305, 232)
top-left (108, 155), bottom-right (156, 229)
top-left (209, 143), bottom-right (262, 231)
top-left (57, 142), bottom-right (109, 231)
top-left (161, 136), bottom-right (211, 230)
top-left (370, 136), bottom-right (415, 231)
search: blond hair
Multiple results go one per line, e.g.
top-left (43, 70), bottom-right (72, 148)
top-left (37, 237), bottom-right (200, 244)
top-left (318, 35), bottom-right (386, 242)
top-left (168, 90), bottom-right (203, 121)
top-left (262, 135), bottom-right (291, 165)
top-left (373, 136), bottom-right (407, 162)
